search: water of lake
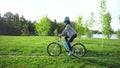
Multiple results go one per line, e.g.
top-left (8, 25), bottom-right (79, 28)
top-left (82, 34), bottom-right (118, 39)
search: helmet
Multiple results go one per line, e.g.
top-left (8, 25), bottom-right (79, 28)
top-left (64, 17), bottom-right (70, 23)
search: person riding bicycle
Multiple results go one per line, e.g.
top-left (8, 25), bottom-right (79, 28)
top-left (59, 17), bottom-right (77, 56)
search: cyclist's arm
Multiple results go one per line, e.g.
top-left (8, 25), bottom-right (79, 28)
top-left (60, 24), bottom-right (69, 36)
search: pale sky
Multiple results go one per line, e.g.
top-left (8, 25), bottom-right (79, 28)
top-left (0, 0), bottom-right (120, 31)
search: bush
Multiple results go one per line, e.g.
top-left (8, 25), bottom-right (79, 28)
top-left (117, 30), bottom-right (120, 39)
top-left (54, 29), bottom-right (58, 36)
top-left (84, 27), bottom-right (93, 38)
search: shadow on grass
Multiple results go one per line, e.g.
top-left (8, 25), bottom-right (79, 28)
top-left (81, 57), bottom-right (120, 68)
top-left (86, 50), bottom-right (109, 57)
top-left (75, 49), bottom-right (120, 68)
top-left (85, 49), bottom-right (120, 58)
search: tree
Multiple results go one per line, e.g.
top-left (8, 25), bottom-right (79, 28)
top-left (54, 29), bottom-right (58, 36)
top-left (28, 21), bottom-right (35, 35)
top-left (1, 12), bottom-right (22, 35)
top-left (87, 12), bottom-right (95, 29)
top-left (75, 16), bottom-right (84, 38)
top-left (0, 14), bottom-right (2, 34)
top-left (84, 20), bottom-right (93, 38)
top-left (119, 15), bottom-right (120, 24)
top-left (35, 16), bottom-right (52, 36)
top-left (102, 12), bottom-right (113, 39)
top-left (83, 12), bottom-right (95, 38)
top-left (117, 15), bottom-right (120, 39)
top-left (0, 12), bottom-right (35, 36)
top-left (3, 12), bottom-right (17, 35)
top-left (57, 23), bottom-right (65, 34)
top-left (13, 13), bottom-right (20, 29)
top-left (13, 13), bottom-right (21, 35)
top-left (21, 23), bottom-right (29, 35)
top-left (99, 0), bottom-right (113, 47)
top-left (20, 16), bottom-right (29, 35)
top-left (84, 26), bottom-right (92, 38)
top-left (117, 30), bottom-right (120, 39)
top-left (50, 19), bottom-right (58, 36)
top-left (99, 0), bottom-right (112, 39)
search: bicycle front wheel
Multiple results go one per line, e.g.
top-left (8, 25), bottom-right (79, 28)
top-left (72, 43), bottom-right (86, 57)
top-left (47, 42), bottom-right (62, 56)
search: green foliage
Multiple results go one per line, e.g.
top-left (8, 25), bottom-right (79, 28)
top-left (2, 12), bottom-right (20, 35)
top-left (35, 16), bottom-right (52, 36)
top-left (87, 12), bottom-right (95, 29)
top-left (54, 29), bottom-right (58, 36)
top-left (102, 12), bottom-right (113, 39)
top-left (117, 15), bottom-right (120, 39)
top-left (76, 16), bottom-right (82, 25)
top-left (99, 0), bottom-right (112, 39)
top-left (117, 30), bottom-right (120, 39)
top-left (50, 19), bottom-right (58, 36)
top-left (57, 23), bottom-right (65, 34)
top-left (75, 16), bottom-right (84, 37)
top-left (21, 24), bottom-right (29, 35)
top-left (84, 13), bottom-right (95, 38)
top-left (0, 12), bottom-right (35, 35)
top-left (84, 27), bottom-right (93, 38)
top-left (28, 21), bottom-right (36, 35)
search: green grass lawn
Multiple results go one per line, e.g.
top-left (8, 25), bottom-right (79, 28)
top-left (0, 36), bottom-right (120, 68)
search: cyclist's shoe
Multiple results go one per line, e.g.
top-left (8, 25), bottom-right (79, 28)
top-left (68, 51), bottom-right (74, 56)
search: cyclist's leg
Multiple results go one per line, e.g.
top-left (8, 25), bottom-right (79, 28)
top-left (65, 36), bottom-right (70, 51)
top-left (65, 35), bottom-right (69, 42)
top-left (67, 34), bottom-right (77, 51)
top-left (69, 34), bottom-right (77, 42)
top-left (67, 42), bottom-right (72, 51)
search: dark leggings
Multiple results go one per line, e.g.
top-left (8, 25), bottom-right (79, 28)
top-left (65, 34), bottom-right (77, 51)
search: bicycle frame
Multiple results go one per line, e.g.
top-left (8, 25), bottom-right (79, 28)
top-left (57, 36), bottom-right (72, 49)
top-left (58, 37), bottom-right (64, 44)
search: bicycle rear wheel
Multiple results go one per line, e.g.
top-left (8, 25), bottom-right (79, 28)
top-left (47, 42), bottom-right (62, 56)
top-left (72, 43), bottom-right (86, 57)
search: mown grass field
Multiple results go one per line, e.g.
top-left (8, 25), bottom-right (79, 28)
top-left (0, 36), bottom-right (120, 68)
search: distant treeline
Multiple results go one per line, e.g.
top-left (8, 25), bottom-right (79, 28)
top-left (0, 12), bottom-right (35, 35)
top-left (0, 12), bottom-right (116, 36)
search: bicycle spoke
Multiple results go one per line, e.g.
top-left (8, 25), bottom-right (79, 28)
top-left (47, 42), bottom-right (62, 56)
top-left (53, 44), bottom-right (58, 50)
top-left (72, 43), bottom-right (86, 58)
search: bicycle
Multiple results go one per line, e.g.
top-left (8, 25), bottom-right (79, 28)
top-left (47, 36), bottom-right (86, 58)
